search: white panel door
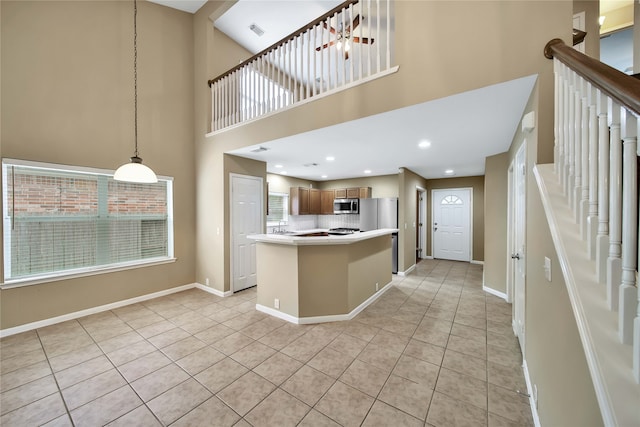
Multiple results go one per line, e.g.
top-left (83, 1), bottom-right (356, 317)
top-left (231, 174), bottom-right (263, 293)
top-left (513, 144), bottom-right (527, 352)
top-left (433, 189), bottom-right (471, 262)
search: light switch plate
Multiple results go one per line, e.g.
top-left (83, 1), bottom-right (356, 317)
top-left (544, 257), bottom-right (552, 282)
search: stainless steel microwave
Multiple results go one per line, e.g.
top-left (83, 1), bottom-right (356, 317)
top-left (334, 198), bottom-right (359, 214)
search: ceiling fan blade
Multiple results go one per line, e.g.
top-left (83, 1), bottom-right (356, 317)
top-left (315, 40), bottom-right (336, 51)
top-left (322, 21), bottom-right (337, 34)
top-left (352, 37), bottom-right (374, 45)
top-left (349, 14), bottom-right (360, 32)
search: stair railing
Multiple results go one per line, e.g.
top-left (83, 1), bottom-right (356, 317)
top-left (544, 38), bottom-right (640, 383)
top-left (207, 0), bottom-right (396, 133)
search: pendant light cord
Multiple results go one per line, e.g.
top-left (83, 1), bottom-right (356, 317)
top-left (133, 0), bottom-right (139, 158)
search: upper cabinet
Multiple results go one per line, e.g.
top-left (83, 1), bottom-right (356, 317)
top-left (320, 190), bottom-right (335, 214)
top-left (291, 186), bottom-right (371, 215)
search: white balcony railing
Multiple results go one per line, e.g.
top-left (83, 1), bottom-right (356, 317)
top-left (208, 0), bottom-right (396, 133)
top-left (538, 38), bottom-right (640, 426)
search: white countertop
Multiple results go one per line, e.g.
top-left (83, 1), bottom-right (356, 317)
top-left (248, 228), bottom-right (398, 246)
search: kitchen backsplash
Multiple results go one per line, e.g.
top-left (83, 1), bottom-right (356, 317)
top-left (287, 214), bottom-right (360, 231)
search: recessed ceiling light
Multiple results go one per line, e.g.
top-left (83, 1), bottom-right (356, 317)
top-left (444, 169), bottom-right (455, 176)
top-left (275, 164), bottom-right (283, 168)
top-left (364, 170), bottom-right (372, 174)
top-left (326, 156), bottom-right (335, 161)
top-left (280, 171), bottom-right (288, 175)
top-left (418, 140), bottom-right (431, 149)
top-left (321, 175), bottom-right (328, 179)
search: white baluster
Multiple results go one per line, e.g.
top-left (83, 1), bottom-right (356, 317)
top-left (385, 0), bottom-right (390, 69)
top-left (579, 80), bottom-right (589, 238)
top-left (608, 101), bottom-right (622, 311)
top-left (619, 110), bottom-right (638, 345)
top-left (376, 0), bottom-right (381, 73)
top-left (568, 73), bottom-right (576, 207)
top-left (635, 119), bottom-right (640, 383)
top-left (563, 67), bottom-right (571, 195)
top-left (348, 3), bottom-right (354, 83)
top-left (367, 0), bottom-right (372, 77)
top-left (596, 90), bottom-right (609, 283)
top-left (358, 0), bottom-right (363, 81)
top-left (587, 84), bottom-right (598, 259)
top-left (571, 77), bottom-right (581, 220)
top-left (556, 62), bottom-right (565, 184)
top-left (554, 59), bottom-right (561, 175)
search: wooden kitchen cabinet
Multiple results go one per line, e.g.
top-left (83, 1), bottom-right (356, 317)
top-left (290, 187), bottom-right (310, 215)
top-left (309, 189), bottom-right (321, 214)
top-left (334, 188), bottom-right (347, 199)
top-left (346, 188), bottom-right (360, 198)
top-left (290, 187), bottom-right (321, 215)
top-left (359, 187), bottom-right (372, 198)
top-left (320, 189), bottom-right (335, 214)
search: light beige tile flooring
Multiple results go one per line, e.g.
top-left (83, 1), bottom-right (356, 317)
top-left (0, 260), bottom-right (534, 426)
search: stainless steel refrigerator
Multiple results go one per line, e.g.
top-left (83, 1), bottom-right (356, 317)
top-left (360, 198), bottom-right (399, 273)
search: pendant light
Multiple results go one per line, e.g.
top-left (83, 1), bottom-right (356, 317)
top-left (114, 0), bottom-right (158, 184)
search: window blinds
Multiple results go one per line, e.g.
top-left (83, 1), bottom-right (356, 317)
top-left (2, 161), bottom-right (173, 283)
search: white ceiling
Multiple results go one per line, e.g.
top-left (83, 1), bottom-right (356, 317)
top-left (152, 0), bottom-right (537, 181)
top-left (147, 0), bottom-right (207, 14)
top-left (229, 75), bottom-right (537, 180)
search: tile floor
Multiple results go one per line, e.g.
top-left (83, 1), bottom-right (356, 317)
top-left (0, 260), bottom-right (534, 426)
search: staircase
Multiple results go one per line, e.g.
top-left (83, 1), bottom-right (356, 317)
top-left (538, 37), bottom-right (640, 426)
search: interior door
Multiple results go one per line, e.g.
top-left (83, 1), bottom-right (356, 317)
top-left (231, 174), bottom-right (263, 293)
top-left (432, 189), bottom-right (471, 262)
top-left (513, 143), bottom-right (527, 352)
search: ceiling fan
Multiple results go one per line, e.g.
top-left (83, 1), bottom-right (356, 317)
top-left (315, 14), bottom-right (374, 60)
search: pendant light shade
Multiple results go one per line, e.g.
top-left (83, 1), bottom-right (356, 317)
top-left (115, 0), bottom-right (157, 184)
top-left (114, 156), bottom-right (157, 183)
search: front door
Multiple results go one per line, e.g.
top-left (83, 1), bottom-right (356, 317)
top-left (230, 174), bottom-right (263, 292)
top-left (432, 188), bottom-right (471, 262)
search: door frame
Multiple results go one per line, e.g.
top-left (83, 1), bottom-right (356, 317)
top-left (431, 187), bottom-right (473, 262)
top-left (507, 162), bottom-right (515, 304)
top-left (229, 173), bottom-right (264, 293)
top-left (510, 142), bottom-right (527, 351)
top-left (417, 186), bottom-right (427, 261)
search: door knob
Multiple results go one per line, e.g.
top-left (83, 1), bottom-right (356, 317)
top-left (511, 253), bottom-right (521, 260)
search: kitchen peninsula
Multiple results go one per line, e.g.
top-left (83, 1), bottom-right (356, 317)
top-left (248, 229), bottom-right (397, 324)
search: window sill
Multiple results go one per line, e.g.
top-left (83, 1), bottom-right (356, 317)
top-left (1, 257), bottom-right (177, 289)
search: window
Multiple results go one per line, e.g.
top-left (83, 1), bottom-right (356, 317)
top-left (267, 192), bottom-right (288, 225)
top-left (2, 159), bottom-right (174, 285)
top-left (441, 195), bottom-right (463, 205)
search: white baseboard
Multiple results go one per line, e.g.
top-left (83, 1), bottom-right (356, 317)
top-left (256, 280), bottom-right (393, 325)
top-left (0, 283), bottom-right (197, 338)
top-left (483, 285), bottom-right (508, 301)
top-left (194, 282), bottom-right (233, 297)
top-left (422, 256), bottom-right (434, 260)
top-left (471, 259), bottom-right (484, 265)
top-left (397, 264), bottom-right (416, 276)
top-left (522, 359), bottom-right (542, 427)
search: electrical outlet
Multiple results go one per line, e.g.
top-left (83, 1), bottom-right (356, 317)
top-left (274, 298), bottom-right (280, 309)
top-left (205, 278), bottom-right (210, 286)
top-left (376, 282), bottom-right (379, 291)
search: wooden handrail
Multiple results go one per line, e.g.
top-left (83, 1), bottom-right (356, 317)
top-left (544, 38), bottom-right (640, 116)
top-left (208, 0), bottom-right (359, 87)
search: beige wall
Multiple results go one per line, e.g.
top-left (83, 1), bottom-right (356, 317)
top-left (317, 174), bottom-right (399, 198)
top-left (0, 0), bottom-right (195, 329)
top-left (195, 0), bottom-right (571, 292)
top-left (573, 1), bottom-right (600, 59)
top-left (484, 153), bottom-right (509, 294)
top-left (266, 173), bottom-right (314, 194)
